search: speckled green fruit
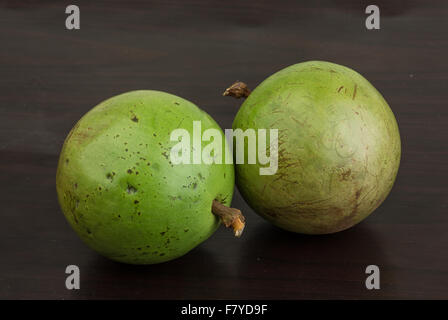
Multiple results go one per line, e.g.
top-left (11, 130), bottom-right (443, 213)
top-left (232, 61), bottom-right (401, 234)
top-left (56, 90), bottom-right (234, 264)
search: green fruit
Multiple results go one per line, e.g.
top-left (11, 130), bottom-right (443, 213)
top-left (230, 61), bottom-right (401, 234)
top-left (56, 90), bottom-right (239, 264)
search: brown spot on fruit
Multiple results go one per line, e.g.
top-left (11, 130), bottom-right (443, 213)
top-left (341, 169), bottom-right (352, 181)
top-left (126, 184), bottom-right (137, 194)
top-left (106, 173), bottom-right (114, 182)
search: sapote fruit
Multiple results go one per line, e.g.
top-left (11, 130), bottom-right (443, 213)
top-left (56, 90), bottom-right (244, 264)
top-left (225, 61), bottom-right (401, 234)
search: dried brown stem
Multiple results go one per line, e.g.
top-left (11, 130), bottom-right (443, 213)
top-left (211, 200), bottom-right (245, 237)
top-left (222, 81), bottom-right (251, 99)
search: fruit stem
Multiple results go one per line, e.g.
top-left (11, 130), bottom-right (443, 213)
top-left (222, 81), bottom-right (251, 99)
top-left (211, 200), bottom-right (245, 237)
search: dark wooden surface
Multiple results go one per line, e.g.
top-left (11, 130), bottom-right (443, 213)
top-left (1, 0), bottom-right (447, 299)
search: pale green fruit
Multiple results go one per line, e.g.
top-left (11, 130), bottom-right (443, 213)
top-left (56, 90), bottom-right (235, 264)
top-left (232, 61), bottom-right (401, 234)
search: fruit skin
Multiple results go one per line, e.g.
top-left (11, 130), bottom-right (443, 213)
top-left (233, 61), bottom-right (401, 234)
top-left (56, 90), bottom-right (234, 264)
